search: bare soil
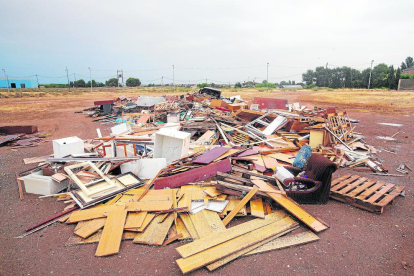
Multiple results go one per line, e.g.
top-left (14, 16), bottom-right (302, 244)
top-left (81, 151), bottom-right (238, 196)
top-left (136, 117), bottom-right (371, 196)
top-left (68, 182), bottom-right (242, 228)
top-left (0, 90), bottom-right (413, 276)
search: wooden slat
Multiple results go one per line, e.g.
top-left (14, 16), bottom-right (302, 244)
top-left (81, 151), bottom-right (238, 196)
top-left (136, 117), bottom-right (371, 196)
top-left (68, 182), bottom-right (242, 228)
top-left (124, 212), bottom-right (147, 230)
top-left (176, 217), bottom-right (298, 274)
top-left (202, 210), bottom-right (226, 233)
top-left (252, 180), bottom-right (329, 233)
top-left (129, 213), bottom-right (156, 232)
top-left (345, 180), bottom-right (377, 198)
top-left (376, 186), bottom-right (405, 207)
top-left (331, 174), bottom-right (352, 186)
top-left (356, 182), bottom-right (385, 200)
top-left (179, 213), bottom-right (199, 239)
top-left (365, 183), bottom-right (395, 204)
top-left (189, 211), bottom-right (214, 238)
top-left (126, 201), bottom-right (173, 212)
top-left (67, 206), bottom-right (116, 223)
top-left (245, 231), bottom-right (320, 255)
top-left (337, 177), bottom-right (368, 195)
top-left (250, 198), bottom-right (265, 218)
top-left (222, 187), bottom-right (259, 226)
top-left (133, 213), bottom-right (174, 245)
top-left (176, 217), bottom-right (191, 240)
top-left (206, 225), bottom-right (298, 271)
top-left (176, 211), bottom-right (287, 258)
top-left (330, 175), bottom-right (360, 192)
top-left (74, 218), bottom-right (106, 239)
top-left (95, 207), bottom-right (128, 257)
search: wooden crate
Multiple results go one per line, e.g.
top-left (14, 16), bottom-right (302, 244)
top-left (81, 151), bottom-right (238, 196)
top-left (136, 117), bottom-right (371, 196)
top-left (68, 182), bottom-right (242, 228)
top-left (330, 174), bottom-right (405, 214)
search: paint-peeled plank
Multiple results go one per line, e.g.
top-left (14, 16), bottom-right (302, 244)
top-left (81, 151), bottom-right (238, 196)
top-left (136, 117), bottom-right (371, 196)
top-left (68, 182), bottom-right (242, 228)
top-left (206, 224), bottom-right (298, 271)
top-left (245, 231), bottom-right (319, 256)
top-left (176, 217), bottom-right (298, 274)
top-left (95, 207), bottom-right (128, 257)
top-left (176, 211), bottom-right (287, 258)
top-left (193, 147), bottom-right (230, 164)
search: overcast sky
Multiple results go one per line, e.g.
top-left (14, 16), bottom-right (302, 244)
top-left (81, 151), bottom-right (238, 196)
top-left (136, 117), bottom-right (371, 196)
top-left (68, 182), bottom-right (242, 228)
top-left (1, 0), bottom-right (413, 85)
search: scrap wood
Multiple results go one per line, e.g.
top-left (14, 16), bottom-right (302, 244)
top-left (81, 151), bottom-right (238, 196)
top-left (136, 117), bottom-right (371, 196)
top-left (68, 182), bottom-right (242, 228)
top-left (251, 180), bottom-right (329, 233)
top-left (133, 213), bottom-right (175, 245)
top-left (206, 224), bottom-right (299, 271)
top-left (244, 230), bottom-right (319, 256)
top-left (222, 187), bottom-right (259, 226)
top-left (176, 217), bottom-right (298, 274)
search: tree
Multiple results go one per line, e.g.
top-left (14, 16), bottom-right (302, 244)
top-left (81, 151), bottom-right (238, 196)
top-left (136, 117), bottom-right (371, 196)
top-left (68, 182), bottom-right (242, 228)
top-left (371, 63), bottom-right (389, 88)
top-left (302, 69), bottom-right (315, 85)
top-left (234, 82), bottom-right (242, 88)
top-left (126, 77), bottom-right (141, 87)
top-left (197, 83), bottom-right (208, 88)
top-left (387, 66), bottom-right (396, 90)
top-left (75, 79), bottom-right (86, 87)
top-left (106, 78), bottom-right (118, 87)
top-left (401, 56), bottom-right (413, 70)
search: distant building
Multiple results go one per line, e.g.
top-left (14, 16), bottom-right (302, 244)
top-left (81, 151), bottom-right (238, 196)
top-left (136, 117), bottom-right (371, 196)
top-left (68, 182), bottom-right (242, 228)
top-left (402, 67), bottom-right (414, 75)
top-left (281, 84), bottom-right (303, 89)
top-left (398, 79), bottom-right (414, 90)
top-left (0, 78), bottom-right (36, 89)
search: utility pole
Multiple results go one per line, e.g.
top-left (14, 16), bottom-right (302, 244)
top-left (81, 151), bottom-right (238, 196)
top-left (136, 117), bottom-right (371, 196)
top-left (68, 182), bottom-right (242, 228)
top-left (35, 74), bottom-right (39, 88)
top-left (368, 60), bottom-right (374, 89)
top-left (73, 73), bottom-right (77, 89)
top-left (117, 70), bottom-right (119, 88)
top-left (325, 63), bottom-right (329, 87)
top-left (161, 76), bottom-right (163, 86)
top-left (121, 70), bottom-right (124, 86)
top-left (65, 66), bottom-right (70, 90)
top-left (266, 62), bottom-right (269, 90)
top-left (172, 65), bottom-right (175, 91)
top-left (2, 69), bottom-right (10, 93)
top-left (88, 67), bottom-right (92, 93)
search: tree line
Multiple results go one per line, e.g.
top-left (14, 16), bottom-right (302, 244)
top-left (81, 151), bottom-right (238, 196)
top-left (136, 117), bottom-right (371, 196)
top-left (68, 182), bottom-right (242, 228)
top-left (301, 56), bottom-right (413, 89)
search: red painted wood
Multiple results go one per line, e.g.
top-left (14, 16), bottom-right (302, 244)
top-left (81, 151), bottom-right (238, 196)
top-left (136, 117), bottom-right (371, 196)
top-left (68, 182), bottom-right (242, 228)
top-left (154, 158), bottom-right (233, 189)
top-left (193, 147), bottom-right (230, 164)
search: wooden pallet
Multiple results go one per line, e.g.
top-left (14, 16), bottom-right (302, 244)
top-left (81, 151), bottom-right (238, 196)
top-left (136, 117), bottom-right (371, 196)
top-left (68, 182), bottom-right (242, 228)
top-left (330, 174), bottom-right (405, 214)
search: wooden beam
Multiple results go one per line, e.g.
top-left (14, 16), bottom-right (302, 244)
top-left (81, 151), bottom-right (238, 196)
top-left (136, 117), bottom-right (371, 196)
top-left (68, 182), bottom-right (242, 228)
top-left (222, 187), bottom-right (259, 226)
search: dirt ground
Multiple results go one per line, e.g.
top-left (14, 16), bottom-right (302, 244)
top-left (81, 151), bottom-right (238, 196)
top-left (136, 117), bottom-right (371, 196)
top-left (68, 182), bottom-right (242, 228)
top-left (0, 89), bottom-right (413, 275)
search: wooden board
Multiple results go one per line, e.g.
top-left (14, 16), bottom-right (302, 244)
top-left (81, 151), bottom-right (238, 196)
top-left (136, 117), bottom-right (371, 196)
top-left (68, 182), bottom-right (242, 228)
top-left (206, 225), bottom-right (298, 271)
top-left (330, 175), bottom-right (405, 214)
top-left (66, 231), bottom-right (136, 246)
top-left (176, 217), bottom-right (191, 240)
top-left (250, 198), bottom-right (265, 218)
top-left (67, 205), bottom-right (116, 223)
top-left (176, 211), bottom-right (287, 258)
top-left (74, 218), bottom-right (106, 239)
top-left (222, 187), bottom-right (258, 226)
top-left (127, 213), bottom-right (156, 232)
top-left (133, 213), bottom-right (175, 245)
top-left (176, 217), bottom-right (298, 274)
top-left (252, 180), bottom-right (329, 233)
top-left (126, 201), bottom-right (172, 212)
top-left (193, 147), bottom-right (230, 164)
top-left (124, 212), bottom-right (147, 230)
top-left (95, 207), bottom-right (128, 257)
top-left (245, 230), bottom-right (319, 256)
top-left (180, 213), bottom-right (199, 240)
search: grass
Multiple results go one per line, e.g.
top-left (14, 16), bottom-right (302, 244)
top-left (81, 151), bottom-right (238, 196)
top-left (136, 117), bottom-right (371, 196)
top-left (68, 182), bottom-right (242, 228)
top-left (298, 91), bottom-right (414, 113)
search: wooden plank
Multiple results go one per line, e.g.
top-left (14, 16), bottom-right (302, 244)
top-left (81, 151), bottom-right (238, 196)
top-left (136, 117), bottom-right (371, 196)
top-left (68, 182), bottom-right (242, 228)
top-left (126, 213), bottom-right (156, 232)
top-left (330, 175), bottom-right (360, 192)
top-left (176, 217), bottom-right (298, 274)
top-left (331, 174), bottom-right (352, 186)
top-left (67, 206), bottom-right (116, 223)
top-left (176, 217), bottom-right (191, 239)
top-left (337, 177), bottom-right (368, 195)
top-left (264, 201), bottom-right (272, 215)
top-left (95, 207), bottom-right (128, 257)
top-left (180, 213), bottom-right (199, 239)
top-left (252, 180), bottom-right (329, 233)
top-left (133, 213), bottom-right (175, 245)
top-left (206, 225), bottom-right (298, 271)
top-left (250, 198), bottom-right (265, 218)
top-left (193, 147), bottom-right (230, 164)
top-left (202, 210), bottom-right (226, 233)
top-left (376, 186), bottom-right (405, 207)
top-left (245, 231), bottom-right (320, 255)
top-left (176, 211), bottom-right (287, 258)
top-left (163, 233), bottom-right (183, 246)
top-left (74, 218), bottom-right (106, 239)
top-left (222, 187), bottom-right (259, 226)
top-left (345, 180), bottom-right (377, 198)
top-left (356, 182), bottom-right (385, 200)
top-left (66, 231), bottom-right (136, 246)
top-left (365, 183), bottom-right (395, 204)
top-left (124, 212), bottom-right (147, 230)
top-left (189, 211), bottom-right (214, 238)
top-left (203, 187), bottom-right (222, 198)
top-left (126, 201), bottom-right (172, 212)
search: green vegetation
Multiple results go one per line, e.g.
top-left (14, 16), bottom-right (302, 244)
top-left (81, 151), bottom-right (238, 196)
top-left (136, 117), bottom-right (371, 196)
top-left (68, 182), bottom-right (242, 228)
top-left (126, 77), bottom-right (141, 87)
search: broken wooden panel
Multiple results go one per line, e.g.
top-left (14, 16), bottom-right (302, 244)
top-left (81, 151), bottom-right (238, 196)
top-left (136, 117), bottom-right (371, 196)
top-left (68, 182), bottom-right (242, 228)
top-left (250, 197), bottom-right (265, 218)
top-left (124, 212), bottom-right (147, 230)
top-left (133, 213), bottom-right (175, 245)
top-left (74, 218), bottom-right (106, 239)
top-left (154, 158), bottom-right (232, 189)
top-left (176, 217), bottom-right (298, 274)
top-left (222, 187), bottom-right (258, 226)
top-left (95, 207), bottom-right (128, 257)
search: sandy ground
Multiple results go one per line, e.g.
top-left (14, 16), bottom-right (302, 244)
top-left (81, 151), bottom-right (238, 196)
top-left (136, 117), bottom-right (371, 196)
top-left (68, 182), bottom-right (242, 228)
top-left (0, 90), bottom-right (413, 275)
